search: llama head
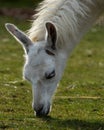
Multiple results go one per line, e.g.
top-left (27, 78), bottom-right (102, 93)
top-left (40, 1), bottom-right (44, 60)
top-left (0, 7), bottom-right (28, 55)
top-left (5, 22), bottom-right (66, 116)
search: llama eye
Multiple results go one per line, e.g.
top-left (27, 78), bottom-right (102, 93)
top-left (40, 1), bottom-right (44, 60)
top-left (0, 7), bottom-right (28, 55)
top-left (45, 70), bottom-right (55, 79)
top-left (45, 49), bottom-right (55, 56)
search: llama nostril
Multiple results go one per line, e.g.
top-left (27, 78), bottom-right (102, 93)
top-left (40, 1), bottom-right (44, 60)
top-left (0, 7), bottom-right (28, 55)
top-left (36, 106), bottom-right (44, 117)
top-left (34, 104), bottom-right (50, 117)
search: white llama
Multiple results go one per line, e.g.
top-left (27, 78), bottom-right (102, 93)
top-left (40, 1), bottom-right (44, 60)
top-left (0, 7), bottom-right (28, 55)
top-left (5, 0), bottom-right (104, 116)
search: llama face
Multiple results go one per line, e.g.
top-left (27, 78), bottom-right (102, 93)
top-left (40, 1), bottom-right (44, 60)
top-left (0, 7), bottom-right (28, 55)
top-left (5, 22), bottom-right (66, 116)
top-left (24, 42), bottom-right (59, 116)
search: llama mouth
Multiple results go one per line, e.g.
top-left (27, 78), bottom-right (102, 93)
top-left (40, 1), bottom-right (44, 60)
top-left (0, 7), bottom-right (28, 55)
top-left (34, 104), bottom-right (50, 117)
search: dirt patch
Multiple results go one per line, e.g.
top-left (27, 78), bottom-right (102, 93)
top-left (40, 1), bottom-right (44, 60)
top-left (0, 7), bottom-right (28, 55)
top-left (0, 8), bottom-right (35, 20)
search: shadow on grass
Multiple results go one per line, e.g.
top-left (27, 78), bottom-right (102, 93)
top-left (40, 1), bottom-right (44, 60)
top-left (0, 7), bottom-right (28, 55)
top-left (41, 116), bottom-right (104, 130)
top-left (0, 116), bottom-right (104, 130)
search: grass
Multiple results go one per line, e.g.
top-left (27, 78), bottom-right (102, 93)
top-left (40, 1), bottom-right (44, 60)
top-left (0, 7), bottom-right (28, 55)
top-left (0, 16), bottom-right (104, 130)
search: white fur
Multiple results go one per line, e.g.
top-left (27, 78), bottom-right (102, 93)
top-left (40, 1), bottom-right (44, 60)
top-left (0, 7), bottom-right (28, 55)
top-left (28, 0), bottom-right (101, 47)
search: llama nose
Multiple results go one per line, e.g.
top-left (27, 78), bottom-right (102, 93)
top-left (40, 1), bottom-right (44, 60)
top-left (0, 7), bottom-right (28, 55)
top-left (34, 104), bottom-right (50, 117)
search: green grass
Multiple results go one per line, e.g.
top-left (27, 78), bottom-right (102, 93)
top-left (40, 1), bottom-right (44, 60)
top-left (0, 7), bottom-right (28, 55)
top-left (0, 16), bottom-right (104, 130)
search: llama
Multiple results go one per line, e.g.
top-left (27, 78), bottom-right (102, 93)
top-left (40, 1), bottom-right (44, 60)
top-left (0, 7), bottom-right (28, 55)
top-left (5, 0), bottom-right (104, 117)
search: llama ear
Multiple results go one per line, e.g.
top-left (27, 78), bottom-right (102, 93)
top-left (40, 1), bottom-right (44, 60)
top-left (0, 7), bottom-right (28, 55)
top-left (45, 22), bottom-right (57, 50)
top-left (5, 23), bottom-right (33, 54)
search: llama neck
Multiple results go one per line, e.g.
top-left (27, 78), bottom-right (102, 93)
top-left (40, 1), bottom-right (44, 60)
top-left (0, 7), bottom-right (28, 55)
top-left (64, 0), bottom-right (104, 57)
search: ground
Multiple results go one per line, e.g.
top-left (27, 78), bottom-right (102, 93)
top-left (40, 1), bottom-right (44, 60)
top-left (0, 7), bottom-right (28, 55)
top-left (0, 7), bottom-right (104, 130)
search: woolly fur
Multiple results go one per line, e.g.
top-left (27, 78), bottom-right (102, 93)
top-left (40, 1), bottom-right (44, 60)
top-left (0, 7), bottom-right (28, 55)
top-left (28, 0), bottom-right (94, 47)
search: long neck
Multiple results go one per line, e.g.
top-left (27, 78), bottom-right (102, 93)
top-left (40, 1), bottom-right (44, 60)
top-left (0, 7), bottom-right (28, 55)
top-left (64, 0), bottom-right (104, 57)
